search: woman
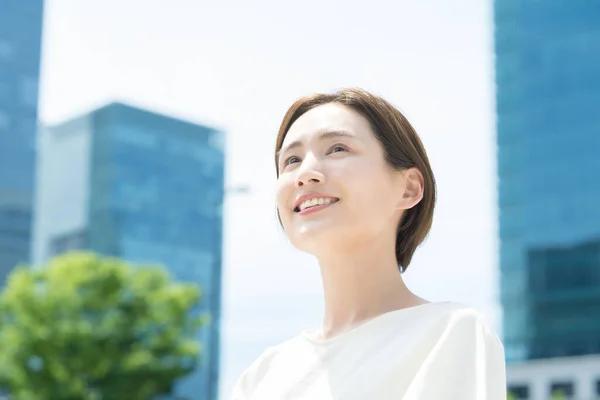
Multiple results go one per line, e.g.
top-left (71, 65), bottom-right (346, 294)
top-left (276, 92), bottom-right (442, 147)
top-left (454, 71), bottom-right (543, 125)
top-left (231, 88), bottom-right (506, 399)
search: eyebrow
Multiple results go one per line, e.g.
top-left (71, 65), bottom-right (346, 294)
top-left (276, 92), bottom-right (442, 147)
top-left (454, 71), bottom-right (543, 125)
top-left (276, 129), bottom-right (356, 161)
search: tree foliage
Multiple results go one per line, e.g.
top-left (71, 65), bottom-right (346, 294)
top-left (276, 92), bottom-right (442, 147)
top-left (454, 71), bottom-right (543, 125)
top-left (550, 389), bottom-right (566, 400)
top-left (0, 251), bottom-right (206, 400)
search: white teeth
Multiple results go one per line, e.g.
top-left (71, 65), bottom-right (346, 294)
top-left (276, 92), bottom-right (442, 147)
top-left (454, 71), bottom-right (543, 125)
top-left (298, 197), bottom-right (334, 211)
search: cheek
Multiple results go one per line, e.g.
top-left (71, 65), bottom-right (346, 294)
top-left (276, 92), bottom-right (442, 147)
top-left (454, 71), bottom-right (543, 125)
top-left (344, 172), bottom-right (399, 220)
top-left (341, 163), bottom-right (389, 204)
top-left (275, 175), bottom-right (294, 217)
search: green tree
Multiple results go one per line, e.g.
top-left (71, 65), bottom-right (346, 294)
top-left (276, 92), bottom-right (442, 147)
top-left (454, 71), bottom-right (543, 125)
top-left (550, 389), bottom-right (566, 400)
top-left (0, 251), bottom-right (206, 400)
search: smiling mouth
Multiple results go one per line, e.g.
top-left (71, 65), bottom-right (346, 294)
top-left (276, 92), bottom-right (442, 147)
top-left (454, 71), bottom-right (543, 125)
top-left (294, 197), bottom-right (340, 213)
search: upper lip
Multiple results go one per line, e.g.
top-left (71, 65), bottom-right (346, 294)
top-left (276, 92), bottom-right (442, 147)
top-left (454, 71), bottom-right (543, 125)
top-left (293, 193), bottom-right (339, 212)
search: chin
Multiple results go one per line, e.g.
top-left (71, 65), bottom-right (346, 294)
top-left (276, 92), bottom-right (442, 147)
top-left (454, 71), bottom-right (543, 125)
top-left (290, 223), bottom-right (351, 254)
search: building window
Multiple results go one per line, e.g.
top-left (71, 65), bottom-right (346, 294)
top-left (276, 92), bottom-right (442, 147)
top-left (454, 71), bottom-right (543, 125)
top-left (0, 111), bottom-right (9, 130)
top-left (18, 117), bottom-right (38, 150)
top-left (208, 131), bottom-right (224, 151)
top-left (115, 126), bottom-right (158, 149)
top-left (0, 40), bottom-right (11, 59)
top-left (507, 384), bottom-right (529, 399)
top-left (49, 230), bottom-right (87, 257)
top-left (549, 381), bottom-right (574, 398)
top-left (0, 82), bottom-right (8, 102)
top-left (19, 76), bottom-right (39, 108)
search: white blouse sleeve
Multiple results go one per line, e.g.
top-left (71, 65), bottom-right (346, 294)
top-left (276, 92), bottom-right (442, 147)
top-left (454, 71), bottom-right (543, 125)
top-left (402, 309), bottom-right (507, 400)
top-left (230, 346), bottom-right (277, 400)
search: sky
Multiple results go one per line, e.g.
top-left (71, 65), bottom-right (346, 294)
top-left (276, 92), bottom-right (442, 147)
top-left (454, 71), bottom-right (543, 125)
top-left (39, 0), bottom-right (498, 398)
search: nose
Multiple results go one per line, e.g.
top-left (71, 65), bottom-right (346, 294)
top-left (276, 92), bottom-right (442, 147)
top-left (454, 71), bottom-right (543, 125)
top-left (295, 154), bottom-right (325, 188)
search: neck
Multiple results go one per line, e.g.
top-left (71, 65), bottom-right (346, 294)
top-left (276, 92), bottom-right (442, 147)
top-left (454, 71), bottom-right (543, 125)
top-left (315, 235), bottom-right (425, 340)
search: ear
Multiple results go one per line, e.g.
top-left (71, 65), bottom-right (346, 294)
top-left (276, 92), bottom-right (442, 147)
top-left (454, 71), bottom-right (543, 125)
top-left (397, 167), bottom-right (424, 210)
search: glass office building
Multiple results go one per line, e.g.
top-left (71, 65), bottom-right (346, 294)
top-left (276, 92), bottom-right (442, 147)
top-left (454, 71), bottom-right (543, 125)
top-left (32, 103), bottom-right (225, 399)
top-left (495, 1), bottom-right (600, 363)
top-left (0, 1), bottom-right (44, 284)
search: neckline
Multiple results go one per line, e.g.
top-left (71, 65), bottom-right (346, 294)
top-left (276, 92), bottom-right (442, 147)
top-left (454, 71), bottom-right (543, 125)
top-left (300, 301), bottom-right (454, 346)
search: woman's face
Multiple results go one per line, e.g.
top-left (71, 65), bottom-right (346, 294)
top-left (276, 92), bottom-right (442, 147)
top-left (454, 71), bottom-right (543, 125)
top-left (276, 103), bottom-right (411, 255)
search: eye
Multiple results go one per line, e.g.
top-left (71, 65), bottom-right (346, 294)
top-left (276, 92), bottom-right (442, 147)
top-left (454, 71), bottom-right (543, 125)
top-left (284, 155), bottom-right (301, 166)
top-left (328, 143), bottom-right (349, 154)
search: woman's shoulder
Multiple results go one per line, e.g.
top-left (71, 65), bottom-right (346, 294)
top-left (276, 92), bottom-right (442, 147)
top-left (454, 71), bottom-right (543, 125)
top-left (378, 301), bottom-right (497, 332)
top-left (420, 301), bottom-right (504, 351)
top-left (377, 300), bottom-right (503, 353)
top-left (430, 300), bottom-right (494, 321)
top-left (230, 335), bottom-right (307, 397)
top-left (422, 301), bottom-right (501, 334)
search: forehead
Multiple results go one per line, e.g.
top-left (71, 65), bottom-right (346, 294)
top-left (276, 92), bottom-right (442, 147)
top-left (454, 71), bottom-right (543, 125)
top-left (282, 103), bottom-right (373, 145)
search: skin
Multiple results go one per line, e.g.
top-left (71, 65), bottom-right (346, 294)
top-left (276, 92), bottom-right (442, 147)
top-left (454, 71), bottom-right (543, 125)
top-left (276, 102), bottom-right (429, 340)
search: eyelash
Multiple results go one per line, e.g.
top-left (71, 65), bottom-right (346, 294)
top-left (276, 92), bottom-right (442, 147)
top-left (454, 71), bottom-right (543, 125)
top-left (283, 143), bottom-right (349, 167)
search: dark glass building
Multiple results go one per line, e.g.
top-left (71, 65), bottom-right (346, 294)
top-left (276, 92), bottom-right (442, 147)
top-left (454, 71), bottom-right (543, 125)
top-left (32, 103), bottom-right (226, 399)
top-left (495, 1), bottom-right (600, 362)
top-left (0, 0), bottom-right (44, 284)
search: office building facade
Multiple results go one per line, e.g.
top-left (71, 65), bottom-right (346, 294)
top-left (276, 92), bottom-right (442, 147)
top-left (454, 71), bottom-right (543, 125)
top-left (0, 0), bottom-right (44, 284)
top-left (32, 103), bottom-right (225, 399)
top-left (495, 0), bottom-right (600, 365)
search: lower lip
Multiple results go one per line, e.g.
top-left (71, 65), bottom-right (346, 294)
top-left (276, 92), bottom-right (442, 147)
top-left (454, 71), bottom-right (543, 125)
top-left (297, 201), bottom-right (338, 216)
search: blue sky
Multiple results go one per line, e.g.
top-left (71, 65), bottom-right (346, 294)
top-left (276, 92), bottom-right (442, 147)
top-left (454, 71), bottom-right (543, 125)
top-left (40, 0), bottom-right (498, 398)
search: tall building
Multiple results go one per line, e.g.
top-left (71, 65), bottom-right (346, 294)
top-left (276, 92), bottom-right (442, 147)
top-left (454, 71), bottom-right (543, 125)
top-left (495, 1), bottom-right (600, 398)
top-left (0, 1), bottom-right (44, 284)
top-left (32, 103), bottom-right (226, 400)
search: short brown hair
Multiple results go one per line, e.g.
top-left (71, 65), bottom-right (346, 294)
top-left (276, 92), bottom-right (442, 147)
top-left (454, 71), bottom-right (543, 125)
top-left (274, 88), bottom-right (436, 272)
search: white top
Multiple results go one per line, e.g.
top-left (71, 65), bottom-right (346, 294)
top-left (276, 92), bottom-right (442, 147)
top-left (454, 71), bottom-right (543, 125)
top-left (231, 302), bottom-right (506, 400)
